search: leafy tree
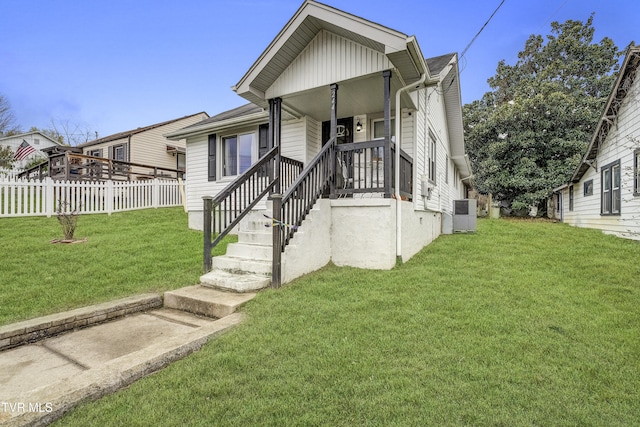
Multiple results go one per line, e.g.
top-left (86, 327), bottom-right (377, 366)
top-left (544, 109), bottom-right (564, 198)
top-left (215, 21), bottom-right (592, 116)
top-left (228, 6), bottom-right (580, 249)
top-left (29, 126), bottom-right (65, 145)
top-left (464, 15), bottom-right (630, 212)
top-left (0, 95), bottom-right (21, 137)
top-left (0, 145), bottom-right (14, 169)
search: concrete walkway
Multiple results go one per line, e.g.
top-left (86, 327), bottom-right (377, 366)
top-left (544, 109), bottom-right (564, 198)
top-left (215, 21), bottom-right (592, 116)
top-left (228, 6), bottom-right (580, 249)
top-left (0, 287), bottom-right (255, 427)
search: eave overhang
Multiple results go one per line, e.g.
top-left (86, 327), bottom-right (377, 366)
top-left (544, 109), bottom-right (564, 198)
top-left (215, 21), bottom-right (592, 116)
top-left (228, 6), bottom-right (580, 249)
top-left (438, 54), bottom-right (471, 180)
top-left (232, 0), bottom-right (431, 106)
top-left (165, 111), bottom-right (269, 141)
top-left (571, 46), bottom-right (640, 183)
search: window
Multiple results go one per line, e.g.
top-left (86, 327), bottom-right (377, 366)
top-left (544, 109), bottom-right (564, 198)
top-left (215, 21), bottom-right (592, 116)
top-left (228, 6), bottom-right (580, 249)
top-left (601, 160), bottom-right (621, 215)
top-left (635, 149), bottom-right (640, 195)
top-left (372, 118), bottom-right (395, 159)
top-left (445, 155), bottom-right (449, 184)
top-left (222, 133), bottom-right (254, 176)
top-left (112, 144), bottom-right (126, 161)
top-left (584, 180), bottom-right (593, 196)
top-left (34, 138), bottom-right (40, 145)
top-left (428, 131), bottom-right (436, 183)
top-left (88, 149), bottom-right (102, 157)
top-left (372, 118), bottom-right (395, 140)
top-left (569, 185), bottom-right (574, 211)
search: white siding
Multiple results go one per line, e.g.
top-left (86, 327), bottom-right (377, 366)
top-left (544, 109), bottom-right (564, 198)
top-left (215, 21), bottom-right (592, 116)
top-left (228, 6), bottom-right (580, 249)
top-left (268, 29), bottom-right (393, 99)
top-left (562, 73), bottom-right (640, 239)
top-left (306, 116), bottom-right (322, 164)
top-left (414, 84), bottom-right (459, 214)
top-left (281, 118), bottom-right (306, 163)
top-left (0, 132), bottom-right (57, 169)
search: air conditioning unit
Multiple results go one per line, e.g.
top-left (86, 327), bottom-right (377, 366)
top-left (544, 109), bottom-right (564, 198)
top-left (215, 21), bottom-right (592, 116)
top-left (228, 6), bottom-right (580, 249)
top-left (453, 199), bottom-right (477, 232)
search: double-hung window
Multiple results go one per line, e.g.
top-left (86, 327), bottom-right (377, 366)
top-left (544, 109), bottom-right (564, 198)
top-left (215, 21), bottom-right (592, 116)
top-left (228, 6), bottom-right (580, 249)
top-left (222, 133), bottom-right (254, 177)
top-left (372, 118), bottom-right (395, 160)
top-left (601, 160), bottom-right (621, 215)
top-left (634, 149), bottom-right (640, 196)
top-left (428, 131), bottom-right (436, 183)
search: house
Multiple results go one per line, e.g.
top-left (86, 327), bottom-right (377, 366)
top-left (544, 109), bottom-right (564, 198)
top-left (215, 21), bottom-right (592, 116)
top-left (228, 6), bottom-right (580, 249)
top-left (78, 112), bottom-right (209, 175)
top-left (554, 46), bottom-right (640, 239)
top-left (166, 0), bottom-right (473, 286)
top-left (0, 131), bottom-right (62, 171)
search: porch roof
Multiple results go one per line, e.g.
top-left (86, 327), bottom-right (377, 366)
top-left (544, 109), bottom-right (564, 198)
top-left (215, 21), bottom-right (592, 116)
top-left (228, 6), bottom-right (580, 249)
top-left (232, 0), bottom-right (432, 109)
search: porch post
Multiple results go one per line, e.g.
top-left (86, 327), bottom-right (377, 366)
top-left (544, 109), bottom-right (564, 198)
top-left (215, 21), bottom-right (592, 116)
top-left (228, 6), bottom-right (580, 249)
top-left (271, 193), bottom-right (282, 288)
top-left (383, 70), bottom-right (392, 198)
top-left (203, 196), bottom-right (213, 272)
top-left (269, 97), bottom-right (282, 194)
top-left (329, 83), bottom-right (338, 197)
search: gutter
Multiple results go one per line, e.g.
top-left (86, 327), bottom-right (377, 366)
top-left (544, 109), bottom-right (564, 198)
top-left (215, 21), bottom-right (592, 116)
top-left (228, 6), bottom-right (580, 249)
top-left (395, 72), bottom-right (427, 264)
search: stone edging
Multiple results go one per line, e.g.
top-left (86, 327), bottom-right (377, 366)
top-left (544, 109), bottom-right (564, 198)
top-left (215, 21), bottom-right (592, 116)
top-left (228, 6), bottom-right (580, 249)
top-left (0, 294), bottom-right (162, 352)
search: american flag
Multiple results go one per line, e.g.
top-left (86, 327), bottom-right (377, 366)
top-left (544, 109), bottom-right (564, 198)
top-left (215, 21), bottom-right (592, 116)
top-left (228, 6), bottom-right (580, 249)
top-left (14, 140), bottom-right (36, 160)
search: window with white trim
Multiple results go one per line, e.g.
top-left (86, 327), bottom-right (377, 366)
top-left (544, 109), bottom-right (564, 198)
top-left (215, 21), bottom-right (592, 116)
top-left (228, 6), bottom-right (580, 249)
top-left (428, 131), bottom-right (436, 183)
top-left (634, 149), bottom-right (640, 196)
top-left (222, 133), bottom-right (255, 176)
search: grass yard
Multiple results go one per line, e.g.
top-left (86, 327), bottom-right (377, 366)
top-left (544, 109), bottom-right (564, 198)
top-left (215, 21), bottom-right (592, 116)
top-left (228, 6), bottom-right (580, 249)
top-left (52, 218), bottom-right (640, 426)
top-left (0, 207), bottom-right (234, 325)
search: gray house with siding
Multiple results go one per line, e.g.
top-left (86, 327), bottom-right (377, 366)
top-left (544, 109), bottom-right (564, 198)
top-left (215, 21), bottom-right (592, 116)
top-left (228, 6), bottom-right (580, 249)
top-left (554, 47), bottom-right (640, 239)
top-left (167, 0), bottom-right (473, 287)
top-left (78, 112), bottom-right (208, 174)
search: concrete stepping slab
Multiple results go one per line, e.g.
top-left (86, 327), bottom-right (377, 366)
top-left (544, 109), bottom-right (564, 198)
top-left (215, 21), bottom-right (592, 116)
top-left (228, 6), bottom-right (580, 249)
top-left (0, 345), bottom-right (85, 401)
top-left (164, 285), bottom-right (257, 317)
top-left (43, 312), bottom-right (198, 369)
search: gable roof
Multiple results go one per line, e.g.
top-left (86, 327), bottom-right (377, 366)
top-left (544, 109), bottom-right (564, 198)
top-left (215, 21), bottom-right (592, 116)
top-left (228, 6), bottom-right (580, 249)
top-left (426, 53), bottom-right (456, 76)
top-left (0, 130), bottom-right (63, 146)
top-left (571, 46), bottom-right (640, 182)
top-left (79, 112), bottom-right (208, 148)
top-left (233, 0), bottom-right (432, 107)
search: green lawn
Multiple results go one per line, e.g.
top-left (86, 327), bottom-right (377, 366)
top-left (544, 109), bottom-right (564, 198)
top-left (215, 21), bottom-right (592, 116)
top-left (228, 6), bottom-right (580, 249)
top-left (49, 218), bottom-right (639, 426)
top-left (0, 207), bottom-right (233, 325)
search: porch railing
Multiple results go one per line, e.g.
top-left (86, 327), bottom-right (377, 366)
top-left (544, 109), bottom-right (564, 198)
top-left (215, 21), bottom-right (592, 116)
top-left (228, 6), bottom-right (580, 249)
top-left (334, 140), bottom-right (413, 200)
top-left (18, 152), bottom-right (185, 182)
top-left (202, 147), bottom-right (303, 272)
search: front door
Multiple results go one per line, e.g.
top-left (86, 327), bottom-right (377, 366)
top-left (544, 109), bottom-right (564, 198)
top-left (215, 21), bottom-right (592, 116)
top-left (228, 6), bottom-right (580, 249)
top-left (322, 117), bottom-right (353, 145)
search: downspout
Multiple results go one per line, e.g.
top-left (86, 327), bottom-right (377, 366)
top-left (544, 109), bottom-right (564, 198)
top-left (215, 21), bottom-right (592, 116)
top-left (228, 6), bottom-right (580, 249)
top-left (395, 72), bottom-right (427, 264)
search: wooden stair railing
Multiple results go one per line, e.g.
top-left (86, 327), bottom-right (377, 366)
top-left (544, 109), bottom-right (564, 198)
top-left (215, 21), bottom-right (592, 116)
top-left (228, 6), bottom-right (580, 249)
top-left (271, 137), bottom-right (337, 286)
top-left (202, 147), bottom-right (303, 272)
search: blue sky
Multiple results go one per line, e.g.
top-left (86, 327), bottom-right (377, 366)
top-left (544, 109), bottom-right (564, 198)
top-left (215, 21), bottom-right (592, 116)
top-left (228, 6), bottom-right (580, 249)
top-left (1, 0), bottom-right (637, 139)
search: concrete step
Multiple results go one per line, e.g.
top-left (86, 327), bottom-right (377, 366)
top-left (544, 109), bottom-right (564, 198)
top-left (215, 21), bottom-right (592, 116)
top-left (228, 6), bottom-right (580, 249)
top-left (238, 229), bottom-right (273, 246)
top-left (211, 255), bottom-right (272, 276)
top-left (200, 269), bottom-right (271, 292)
top-left (225, 242), bottom-right (272, 260)
top-left (239, 217), bottom-right (272, 232)
top-left (164, 285), bottom-right (256, 318)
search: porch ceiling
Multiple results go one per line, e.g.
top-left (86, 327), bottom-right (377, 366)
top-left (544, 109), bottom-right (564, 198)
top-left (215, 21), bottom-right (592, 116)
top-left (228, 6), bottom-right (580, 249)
top-left (281, 72), bottom-right (415, 122)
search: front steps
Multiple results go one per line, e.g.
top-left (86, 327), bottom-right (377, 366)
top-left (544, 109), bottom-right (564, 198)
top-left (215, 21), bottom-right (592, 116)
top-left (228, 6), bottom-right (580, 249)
top-left (164, 285), bottom-right (256, 318)
top-left (201, 206), bottom-right (274, 292)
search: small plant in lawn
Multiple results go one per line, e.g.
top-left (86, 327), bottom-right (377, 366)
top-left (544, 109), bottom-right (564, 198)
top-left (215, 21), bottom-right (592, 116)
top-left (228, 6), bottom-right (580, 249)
top-left (54, 201), bottom-right (82, 242)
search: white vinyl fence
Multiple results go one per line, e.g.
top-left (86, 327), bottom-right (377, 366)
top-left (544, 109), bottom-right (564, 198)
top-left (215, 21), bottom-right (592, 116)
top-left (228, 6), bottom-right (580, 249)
top-left (0, 177), bottom-right (185, 217)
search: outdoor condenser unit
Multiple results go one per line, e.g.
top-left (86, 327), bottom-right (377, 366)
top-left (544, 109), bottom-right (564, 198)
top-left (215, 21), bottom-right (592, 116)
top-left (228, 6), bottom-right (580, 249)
top-left (452, 199), bottom-right (477, 232)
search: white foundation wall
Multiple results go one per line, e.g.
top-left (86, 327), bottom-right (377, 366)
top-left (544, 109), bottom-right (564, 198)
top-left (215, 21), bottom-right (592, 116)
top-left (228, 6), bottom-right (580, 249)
top-left (401, 203), bottom-right (441, 262)
top-left (330, 199), bottom-right (397, 270)
top-left (281, 199), bottom-right (332, 283)
top-left (279, 199), bottom-right (445, 283)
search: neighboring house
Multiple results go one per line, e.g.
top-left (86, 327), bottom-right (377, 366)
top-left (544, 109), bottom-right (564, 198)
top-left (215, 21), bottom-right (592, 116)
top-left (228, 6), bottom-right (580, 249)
top-left (554, 46), bottom-right (640, 239)
top-left (0, 131), bottom-right (62, 170)
top-left (78, 112), bottom-right (209, 174)
top-left (167, 0), bottom-right (473, 285)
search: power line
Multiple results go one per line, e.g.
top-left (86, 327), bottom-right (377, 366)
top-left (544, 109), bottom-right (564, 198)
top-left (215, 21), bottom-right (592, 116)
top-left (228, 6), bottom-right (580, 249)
top-left (460, 0), bottom-right (506, 62)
